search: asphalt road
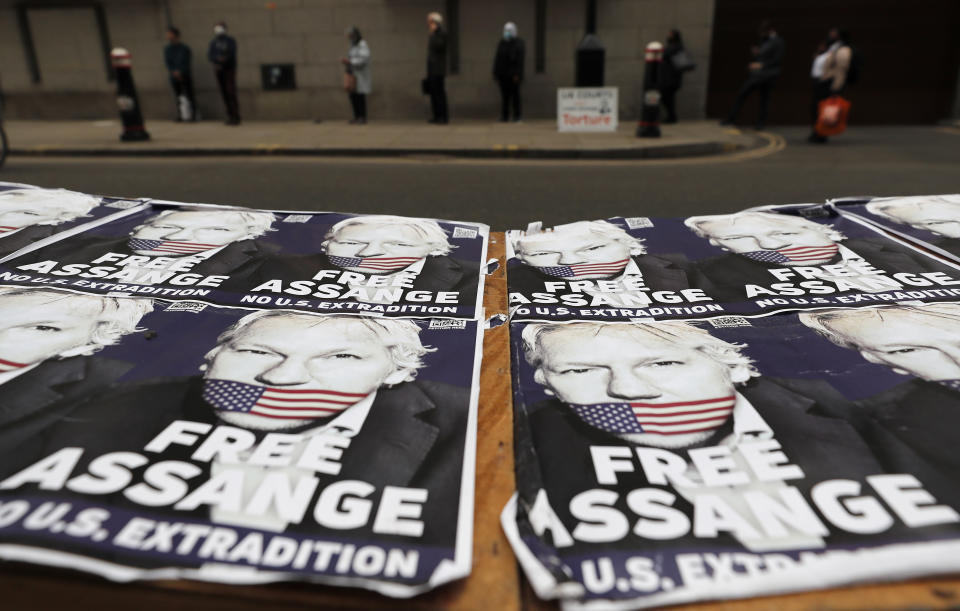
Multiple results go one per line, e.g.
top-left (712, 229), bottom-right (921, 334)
top-left (2, 126), bottom-right (957, 230)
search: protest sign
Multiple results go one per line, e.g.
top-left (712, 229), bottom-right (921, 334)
top-left (504, 309), bottom-right (960, 608)
top-left (0, 288), bottom-right (481, 596)
top-left (0, 199), bottom-right (489, 321)
top-left (506, 205), bottom-right (960, 322)
top-left (557, 88), bottom-right (619, 133)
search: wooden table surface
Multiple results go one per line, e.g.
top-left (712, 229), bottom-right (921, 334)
top-left (3, 232), bottom-right (960, 610)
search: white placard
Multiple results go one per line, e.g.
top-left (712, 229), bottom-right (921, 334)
top-left (556, 87), bottom-right (618, 132)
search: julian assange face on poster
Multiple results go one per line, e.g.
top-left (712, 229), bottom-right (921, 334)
top-left (685, 211), bottom-right (844, 266)
top-left (0, 188), bottom-right (100, 232)
top-left (0, 287), bottom-right (152, 371)
top-left (203, 311), bottom-right (432, 430)
top-left (127, 209), bottom-right (276, 257)
top-left (512, 221), bottom-right (645, 280)
top-left (866, 196), bottom-right (960, 239)
top-left (322, 216), bottom-right (453, 274)
top-left (800, 303), bottom-right (960, 381)
top-left (522, 320), bottom-right (755, 449)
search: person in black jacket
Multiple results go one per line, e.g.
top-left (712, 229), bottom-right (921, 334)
top-left (208, 21), bottom-right (240, 125)
top-left (800, 304), bottom-right (960, 510)
top-left (721, 20), bottom-right (784, 130)
top-left (659, 29), bottom-right (688, 124)
top-left (0, 186), bottom-right (101, 258)
top-left (164, 26), bottom-right (195, 121)
top-left (493, 22), bottom-right (525, 122)
top-left (425, 12), bottom-right (449, 124)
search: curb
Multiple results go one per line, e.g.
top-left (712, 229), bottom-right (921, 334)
top-left (9, 136), bottom-right (763, 161)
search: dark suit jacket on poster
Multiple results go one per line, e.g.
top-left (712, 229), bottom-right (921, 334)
top-left (846, 379), bottom-right (960, 511)
top-left (13, 375), bottom-right (470, 554)
top-left (234, 253), bottom-right (481, 304)
top-left (694, 237), bottom-right (960, 302)
top-left (930, 236), bottom-right (960, 259)
top-left (508, 253), bottom-right (702, 297)
top-left (0, 224), bottom-right (59, 259)
top-left (0, 356), bottom-right (133, 473)
top-left (14, 236), bottom-right (281, 283)
top-left (517, 377), bottom-right (909, 556)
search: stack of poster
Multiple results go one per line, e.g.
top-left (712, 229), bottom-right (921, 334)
top-left (0, 183), bottom-right (488, 597)
top-left (503, 200), bottom-right (960, 609)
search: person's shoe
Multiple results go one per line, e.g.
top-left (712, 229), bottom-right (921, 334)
top-left (512, 117), bottom-right (523, 123)
top-left (225, 118), bottom-right (241, 126)
top-left (437, 118), bottom-right (449, 124)
top-left (719, 119), bottom-right (733, 126)
top-left (355, 118), bottom-right (367, 125)
top-left (808, 133), bottom-right (828, 144)
top-left (753, 123), bottom-right (765, 130)
top-left (499, 117), bottom-right (509, 122)
top-left (662, 117), bottom-right (677, 124)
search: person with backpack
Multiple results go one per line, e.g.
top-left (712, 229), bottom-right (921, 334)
top-left (809, 28), bottom-right (854, 143)
top-left (659, 29), bottom-right (695, 124)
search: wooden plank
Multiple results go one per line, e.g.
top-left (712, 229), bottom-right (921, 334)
top-left (0, 233), bottom-right (520, 611)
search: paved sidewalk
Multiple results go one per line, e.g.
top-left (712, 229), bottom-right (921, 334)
top-left (6, 119), bottom-right (765, 160)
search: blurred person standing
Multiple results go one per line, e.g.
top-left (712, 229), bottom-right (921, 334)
top-left (425, 12), bottom-right (449, 124)
top-left (493, 22), bottom-right (525, 122)
top-left (341, 26), bottom-right (371, 124)
top-left (164, 27), bottom-right (195, 121)
top-left (659, 29), bottom-right (694, 124)
top-left (809, 28), bottom-right (852, 144)
top-left (721, 20), bottom-right (784, 130)
top-left (208, 21), bottom-right (240, 125)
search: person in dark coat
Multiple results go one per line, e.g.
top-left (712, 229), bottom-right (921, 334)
top-left (425, 12), bottom-right (449, 124)
top-left (721, 20), bottom-right (784, 130)
top-left (0, 186), bottom-right (101, 258)
top-left (0, 288), bottom-right (152, 467)
top-left (511, 320), bottom-right (936, 559)
top-left (508, 220), bottom-right (705, 307)
top-left (11, 208), bottom-right (280, 286)
top-left (164, 26), bottom-right (195, 121)
top-left (493, 22), bottom-right (525, 122)
top-left (11, 311), bottom-right (470, 551)
top-left (800, 304), bottom-right (960, 511)
top-left (865, 195), bottom-right (960, 258)
top-left (659, 29), bottom-right (689, 124)
top-left (208, 21), bottom-right (240, 125)
top-left (685, 210), bottom-right (960, 302)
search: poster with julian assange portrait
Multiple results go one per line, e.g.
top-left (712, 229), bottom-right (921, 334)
top-left (0, 287), bottom-right (481, 597)
top-left (503, 309), bottom-right (960, 609)
top-left (0, 198), bottom-right (489, 321)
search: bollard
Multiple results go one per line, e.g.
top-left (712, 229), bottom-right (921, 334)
top-left (636, 41), bottom-right (662, 138)
top-left (111, 48), bottom-right (150, 142)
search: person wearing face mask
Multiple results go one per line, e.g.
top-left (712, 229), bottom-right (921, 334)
top-left (340, 26), bottom-right (371, 124)
top-left (207, 21), bottom-right (240, 125)
top-left (0, 288), bottom-right (152, 469)
top-left (493, 22), bottom-right (525, 122)
top-left (514, 319), bottom-right (890, 553)
top-left (0, 186), bottom-right (101, 258)
top-left (801, 304), bottom-right (960, 510)
top-left (26, 311), bottom-right (469, 544)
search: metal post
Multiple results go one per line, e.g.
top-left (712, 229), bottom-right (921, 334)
top-left (111, 48), bottom-right (150, 142)
top-left (637, 41), bottom-right (662, 138)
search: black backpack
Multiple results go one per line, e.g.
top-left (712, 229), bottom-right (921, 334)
top-left (845, 45), bottom-right (862, 85)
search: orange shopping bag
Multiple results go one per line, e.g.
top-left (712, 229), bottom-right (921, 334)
top-left (816, 95), bottom-right (851, 136)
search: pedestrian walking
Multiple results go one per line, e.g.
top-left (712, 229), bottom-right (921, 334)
top-left (208, 21), bottom-right (240, 125)
top-left (659, 29), bottom-right (695, 124)
top-left (493, 22), bottom-right (525, 122)
top-left (424, 12), bottom-right (449, 124)
top-left (809, 28), bottom-right (853, 143)
top-left (341, 26), bottom-right (371, 124)
top-left (164, 27), bottom-right (195, 121)
top-left (721, 20), bottom-right (784, 130)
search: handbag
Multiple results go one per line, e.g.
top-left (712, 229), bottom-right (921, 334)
top-left (343, 71), bottom-right (357, 93)
top-left (815, 95), bottom-right (851, 136)
top-left (671, 49), bottom-right (696, 72)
